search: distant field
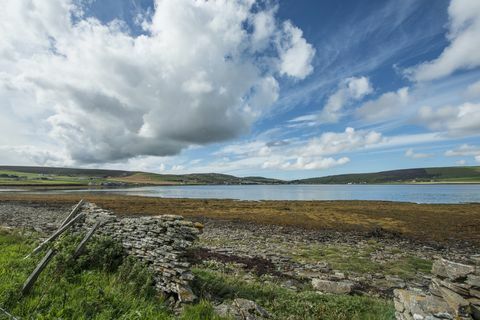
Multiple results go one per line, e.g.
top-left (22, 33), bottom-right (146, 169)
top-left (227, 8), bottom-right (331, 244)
top-left (1, 193), bottom-right (479, 246)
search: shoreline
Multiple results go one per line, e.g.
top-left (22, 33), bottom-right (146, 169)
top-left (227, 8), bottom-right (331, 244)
top-left (0, 200), bottom-right (477, 302)
top-left (1, 193), bottom-right (479, 247)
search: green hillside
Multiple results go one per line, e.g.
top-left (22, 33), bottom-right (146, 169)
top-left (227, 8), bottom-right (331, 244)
top-left (0, 165), bottom-right (479, 187)
top-left (294, 166), bottom-right (480, 184)
top-left (0, 166), bottom-right (282, 186)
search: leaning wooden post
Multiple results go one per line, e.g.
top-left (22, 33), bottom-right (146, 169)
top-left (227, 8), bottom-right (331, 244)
top-left (59, 199), bottom-right (84, 228)
top-left (25, 212), bottom-right (85, 259)
top-left (73, 221), bottom-right (101, 258)
top-left (22, 249), bottom-right (56, 295)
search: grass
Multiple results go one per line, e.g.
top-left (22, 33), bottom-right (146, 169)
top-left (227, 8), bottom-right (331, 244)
top-left (0, 229), bottom-right (224, 320)
top-left (192, 268), bottom-right (395, 320)
top-left (2, 194), bottom-right (479, 245)
top-left (291, 242), bottom-right (432, 279)
top-left (0, 229), bottom-right (397, 319)
top-left (0, 170), bottom-right (102, 186)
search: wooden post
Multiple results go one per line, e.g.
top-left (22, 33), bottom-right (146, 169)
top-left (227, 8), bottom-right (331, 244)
top-left (59, 199), bottom-right (84, 228)
top-left (25, 212), bottom-right (85, 259)
top-left (0, 306), bottom-right (19, 320)
top-left (73, 221), bottom-right (101, 258)
top-left (22, 249), bottom-right (56, 295)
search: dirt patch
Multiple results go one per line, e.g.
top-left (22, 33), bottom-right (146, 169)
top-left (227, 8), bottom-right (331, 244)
top-left (187, 247), bottom-right (283, 277)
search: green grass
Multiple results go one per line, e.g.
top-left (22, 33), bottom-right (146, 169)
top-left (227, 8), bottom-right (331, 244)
top-left (0, 229), bottom-right (396, 319)
top-left (0, 169), bottom-right (99, 185)
top-left (0, 230), bottom-right (224, 320)
top-left (192, 268), bottom-right (395, 320)
top-left (291, 242), bottom-right (432, 279)
top-left (296, 166), bottom-right (480, 184)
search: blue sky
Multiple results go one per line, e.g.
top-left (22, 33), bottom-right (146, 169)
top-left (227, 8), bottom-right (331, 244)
top-left (1, 0), bottom-right (480, 179)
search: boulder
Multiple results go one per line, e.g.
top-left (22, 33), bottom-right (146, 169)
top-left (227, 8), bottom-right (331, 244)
top-left (432, 259), bottom-right (475, 281)
top-left (311, 279), bottom-right (355, 294)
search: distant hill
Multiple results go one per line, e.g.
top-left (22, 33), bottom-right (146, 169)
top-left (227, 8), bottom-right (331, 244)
top-left (0, 165), bottom-right (479, 186)
top-left (293, 166), bottom-right (480, 184)
top-left (0, 166), bottom-right (283, 186)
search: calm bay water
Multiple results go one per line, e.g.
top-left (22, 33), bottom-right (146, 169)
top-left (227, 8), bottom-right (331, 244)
top-left (28, 184), bottom-right (480, 204)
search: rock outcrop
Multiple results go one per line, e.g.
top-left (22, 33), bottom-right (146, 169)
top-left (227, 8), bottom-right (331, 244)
top-left (76, 203), bottom-right (203, 302)
top-left (394, 256), bottom-right (480, 320)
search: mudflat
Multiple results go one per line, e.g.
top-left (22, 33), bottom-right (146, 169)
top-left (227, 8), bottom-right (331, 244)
top-left (1, 193), bottom-right (479, 246)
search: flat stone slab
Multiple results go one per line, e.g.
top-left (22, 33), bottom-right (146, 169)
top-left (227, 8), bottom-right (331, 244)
top-left (432, 259), bottom-right (476, 281)
top-left (311, 279), bottom-right (355, 294)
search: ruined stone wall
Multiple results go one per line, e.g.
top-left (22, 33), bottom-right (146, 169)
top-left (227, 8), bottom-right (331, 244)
top-left (394, 257), bottom-right (480, 320)
top-left (77, 202), bottom-right (202, 302)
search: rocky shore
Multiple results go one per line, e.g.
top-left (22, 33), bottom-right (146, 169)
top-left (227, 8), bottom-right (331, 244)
top-left (190, 218), bottom-right (477, 297)
top-left (1, 200), bottom-right (478, 319)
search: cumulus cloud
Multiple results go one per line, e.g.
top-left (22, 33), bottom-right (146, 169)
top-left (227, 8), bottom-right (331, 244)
top-left (212, 127), bottom-right (383, 171)
top-left (406, 0), bottom-right (480, 81)
top-left (291, 76), bottom-right (373, 124)
top-left (0, 0), bottom-right (314, 164)
top-left (356, 87), bottom-right (410, 122)
top-left (404, 148), bottom-right (432, 159)
top-left (416, 102), bottom-right (480, 136)
top-left (277, 21), bottom-right (316, 79)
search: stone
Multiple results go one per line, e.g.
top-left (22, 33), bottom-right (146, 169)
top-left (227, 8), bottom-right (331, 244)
top-left (467, 275), bottom-right (480, 288)
top-left (439, 286), bottom-right (470, 317)
top-left (72, 202), bottom-right (203, 303)
top-left (432, 259), bottom-right (475, 281)
top-left (176, 284), bottom-right (197, 303)
top-left (393, 289), bottom-right (455, 320)
top-left (431, 278), bottom-right (471, 297)
top-left (311, 279), bottom-right (355, 294)
top-left (214, 298), bottom-right (270, 320)
top-left (470, 301), bottom-right (480, 320)
top-left (471, 289), bottom-right (480, 299)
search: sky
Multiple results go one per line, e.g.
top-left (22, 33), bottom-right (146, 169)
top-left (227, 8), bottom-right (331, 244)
top-left (0, 0), bottom-right (480, 179)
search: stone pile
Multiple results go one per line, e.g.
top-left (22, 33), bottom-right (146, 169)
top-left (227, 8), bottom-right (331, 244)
top-left (77, 203), bottom-right (203, 302)
top-left (394, 256), bottom-right (480, 320)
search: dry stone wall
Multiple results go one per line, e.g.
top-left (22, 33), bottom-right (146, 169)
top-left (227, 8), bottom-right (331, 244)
top-left (394, 256), bottom-right (480, 320)
top-left (75, 202), bottom-right (203, 302)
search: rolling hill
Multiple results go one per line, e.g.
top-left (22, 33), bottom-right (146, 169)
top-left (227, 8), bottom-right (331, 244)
top-left (293, 166), bottom-right (480, 184)
top-left (0, 165), bottom-right (479, 186)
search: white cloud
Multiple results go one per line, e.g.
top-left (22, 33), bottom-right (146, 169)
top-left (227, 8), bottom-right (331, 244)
top-left (456, 159), bottom-right (467, 165)
top-left (416, 102), bottom-right (480, 136)
top-left (0, 0), bottom-right (314, 165)
top-left (299, 127), bottom-right (383, 156)
top-left (291, 76), bottom-right (373, 124)
top-left (406, 0), bottom-right (480, 81)
top-left (263, 156), bottom-right (350, 170)
top-left (466, 80), bottom-right (480, 97)
top-left (445, 144), bottom-right (480, 163)
top-left (211, 127), bottom-right (383, 172)
top-left (0, 146), bottom-right (68, 166)
top-left (404, 148), bottom-right (432, 159)
top-left (445, 144), bottom-right (480, 156)
top-left (356, 87), bottom-right (410, 122)
top-left (277, 21), bottom-right (316, 79)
